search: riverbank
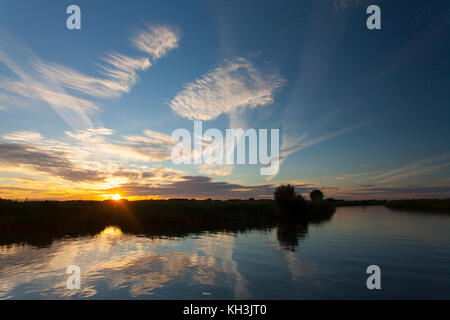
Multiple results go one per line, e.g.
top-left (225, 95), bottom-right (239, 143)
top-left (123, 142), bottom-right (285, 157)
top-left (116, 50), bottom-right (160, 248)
top-left (0, 199), bottom-right (335, 246)
top-left (386, 199), bottom-right (450, 213)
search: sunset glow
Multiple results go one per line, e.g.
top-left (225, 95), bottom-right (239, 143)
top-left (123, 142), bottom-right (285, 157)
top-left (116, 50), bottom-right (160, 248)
top-left (0, 1), bottom-right (449, 201)
top-left (103, 194), bottom-right (122, 201)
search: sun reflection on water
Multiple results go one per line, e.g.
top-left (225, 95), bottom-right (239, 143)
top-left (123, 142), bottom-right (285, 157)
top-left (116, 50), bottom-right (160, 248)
top-left (99, 226), bottom-right (123, 238)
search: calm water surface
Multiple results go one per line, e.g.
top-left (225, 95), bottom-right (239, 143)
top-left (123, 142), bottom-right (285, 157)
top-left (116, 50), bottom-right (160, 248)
top-left (1, 206), bottom-right (449, 299)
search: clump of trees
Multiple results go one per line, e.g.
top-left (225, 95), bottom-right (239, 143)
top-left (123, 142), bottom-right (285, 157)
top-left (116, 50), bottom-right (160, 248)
top-left (274, 184), bottom-right (296, 203)
top-left (274, 184), bottom-right (306, 211)
top-left (310, 189), bottom-right (324, 201)
top-left (274, 185), bottom-right (335, 219)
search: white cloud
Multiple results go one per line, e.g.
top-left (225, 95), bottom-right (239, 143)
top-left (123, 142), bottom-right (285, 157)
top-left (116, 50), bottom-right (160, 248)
top-left (65, 128), bottom-right (115, 140)
top-left (133, 25), bottom-right (179, 61)
top-left (2, 131), bottom-right (43, 142)
top-left (170, 58), bottom-right (285, 120)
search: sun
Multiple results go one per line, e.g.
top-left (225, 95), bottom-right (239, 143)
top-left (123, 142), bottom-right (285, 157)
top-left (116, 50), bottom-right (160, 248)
top-left (111, 194), bottom-right (121, 201)
top-left (101, 194), bottom-right (123, 201)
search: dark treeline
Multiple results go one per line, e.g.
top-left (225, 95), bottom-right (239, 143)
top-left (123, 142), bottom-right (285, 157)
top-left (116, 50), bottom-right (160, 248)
top-left (327, 199), bottom-right (387, 206)
top-left (386, 199), bottom-right (450, 213)
top-left (0, 198), bottom-right (335, 249)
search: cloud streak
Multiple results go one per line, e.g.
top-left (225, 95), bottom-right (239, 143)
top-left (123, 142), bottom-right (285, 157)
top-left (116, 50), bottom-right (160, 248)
top-left (0, 142), bottom-right (105, 182)
top-left (373, 153), bottom-right (450, 184)
top-left (34, 54), bottom-right (151, 98)
top-left (0, 127), bottom-right (181, 186)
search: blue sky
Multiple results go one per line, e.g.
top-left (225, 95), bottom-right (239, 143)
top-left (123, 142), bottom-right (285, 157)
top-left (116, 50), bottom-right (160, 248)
top-left (0, 0), bottom-right (449, 200)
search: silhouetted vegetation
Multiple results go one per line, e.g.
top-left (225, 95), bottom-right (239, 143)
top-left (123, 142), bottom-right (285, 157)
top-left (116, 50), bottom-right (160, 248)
top-left (274, 185), bottom-right (307, 212)
top-left (274, 185), bottom-right (335, 219)
top-left (0, 185), bottom-right (366, 249)
top-left (326, 199), bottom-right (387, 206)
top-left (0, 197), bottom-right (336, 249)
top-left (4, 195), bottom-right (448, 250)
top-left (386, 199), bottom-right (450, 213)
top-left (274, 184), bottom-right (296, 203)
top-left (310, 189), bottom-right (324, 201)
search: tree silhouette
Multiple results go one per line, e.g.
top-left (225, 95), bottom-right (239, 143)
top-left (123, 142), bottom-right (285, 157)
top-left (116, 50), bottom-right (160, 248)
top-left (310, 189), bottom-right (324, 201)
top-left (274, 184), bottom-right (306, 212)
top-left (274, 184), bottom-right (296, 203)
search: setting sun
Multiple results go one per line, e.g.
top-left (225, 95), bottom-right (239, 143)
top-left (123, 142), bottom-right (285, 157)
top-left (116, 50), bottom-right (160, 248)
top-left (111, 194), bottom-right (121, 201)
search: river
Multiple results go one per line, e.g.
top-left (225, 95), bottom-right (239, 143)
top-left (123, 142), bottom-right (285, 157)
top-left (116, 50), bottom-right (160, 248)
top-left (0, 206), bottom-right (449, 299)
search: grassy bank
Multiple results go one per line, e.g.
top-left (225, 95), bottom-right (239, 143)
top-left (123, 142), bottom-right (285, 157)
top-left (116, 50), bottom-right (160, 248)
top-left (386, 199), bottom-right (450, 213)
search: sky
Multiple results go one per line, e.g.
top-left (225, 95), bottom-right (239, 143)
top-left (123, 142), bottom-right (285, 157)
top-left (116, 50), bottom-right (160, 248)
top-left (0, 0), bottom-right (449, 200)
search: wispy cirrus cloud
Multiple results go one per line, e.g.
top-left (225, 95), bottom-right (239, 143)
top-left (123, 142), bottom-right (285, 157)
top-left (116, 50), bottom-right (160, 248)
top-left (373, 153), bottom-right (450, 184)
top-left (265, 120), bottom-right (375, 181)
top-left (98, 53), bottom-right (151, 90)
top-left (132, 25), bottom-right (180, 61)
top-left (0, 28), bottom-right (97, 129)
top-left (170, 57), bottom-right (284, 120)
top-left (280, 120), bottom-right (372, 162)
top-left (33, 54), bottom-right (151, 98)
top-left (0, 78), bottom-right (100, 114)
top-left (324, 153), bottom-right (450, 188)
top-left (0, 25), bottom-right (178, 129)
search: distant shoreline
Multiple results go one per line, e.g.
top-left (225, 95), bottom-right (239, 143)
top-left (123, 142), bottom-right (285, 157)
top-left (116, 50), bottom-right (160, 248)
top-left (385, 199), bottom-right (450, 213)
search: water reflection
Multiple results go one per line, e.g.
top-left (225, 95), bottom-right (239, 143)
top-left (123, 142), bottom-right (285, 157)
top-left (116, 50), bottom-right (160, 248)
top-left (2, 206), bottom-right (448, 299)
top-left (276, 222), bottom-right (309, 251)
top-left (1, 225), bottom-right (263, 299)
top-left (0, 216), bottom-right (328, 299)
